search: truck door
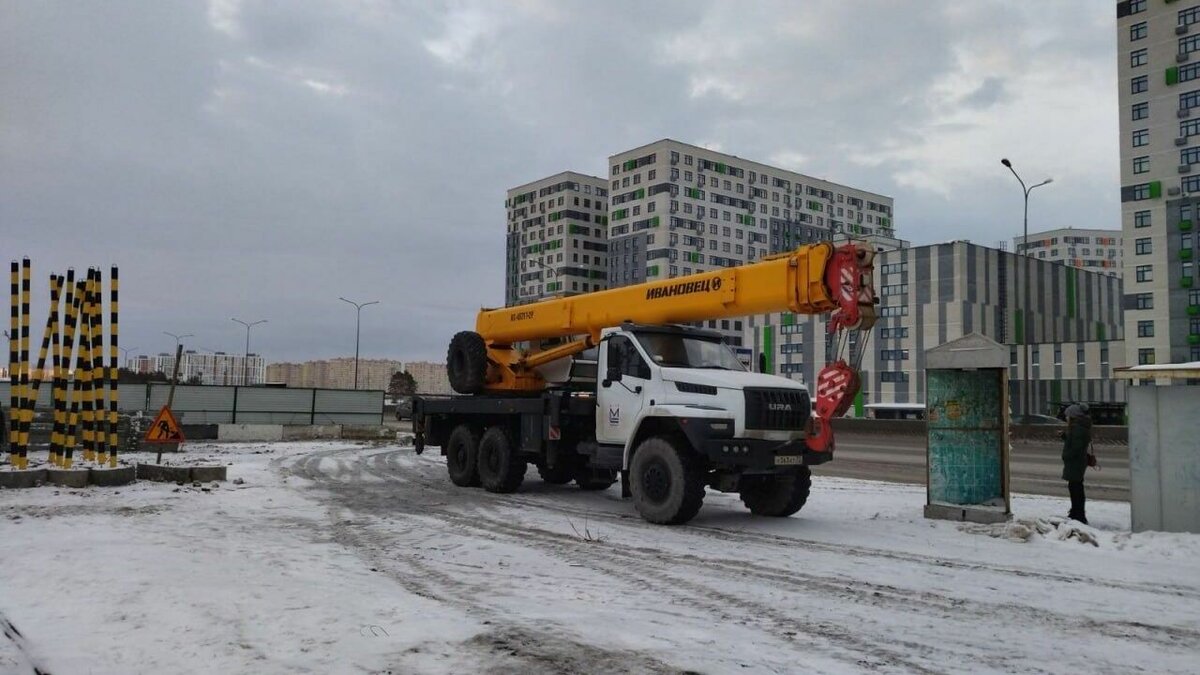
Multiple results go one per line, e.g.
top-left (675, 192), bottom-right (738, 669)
top-left (597, 334), bottom-right (650, 445)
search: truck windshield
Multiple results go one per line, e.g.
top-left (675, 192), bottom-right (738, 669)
top-left (634, 332), bottom-right (747, 371)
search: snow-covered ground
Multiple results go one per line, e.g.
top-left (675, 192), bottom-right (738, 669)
top-left (1, 441), bottom-right (1198, 674)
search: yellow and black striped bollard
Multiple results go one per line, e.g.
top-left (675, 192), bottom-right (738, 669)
top-left (107, 266), bottom-right (119, 467)
top-left (7, 261), bottom-right (19, 468)
top-left (25, 274), bottom-right (62, 467)
top-left (63, 279), bottom-right (87, 469)
top-left (16, 258), bottom-right (32, 470)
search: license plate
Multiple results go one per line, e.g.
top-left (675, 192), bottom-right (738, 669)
top-left (774, 454), bottom-right (805, 465)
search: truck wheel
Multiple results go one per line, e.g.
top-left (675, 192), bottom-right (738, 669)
top-left (739, 467), bottom-right (811, 517)
top-left (629, 436), bottom-right (705, 525)
top-left (447, 331), bottom-right (487, 394)
top-left (445, 424), bottom-right (481, 487)
top-left (537, 463), bottom-right (573, 485)
top-left (477, 426), bottom-right (525, 493)
top-left (574, 467), bottom-right (617, 491)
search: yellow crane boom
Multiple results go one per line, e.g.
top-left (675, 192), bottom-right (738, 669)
top-left (452, 241), bottom-right (877, 396)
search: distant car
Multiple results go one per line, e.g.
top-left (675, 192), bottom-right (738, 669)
top-left (1011, 413), bottom-right (1065, 425)
top-left (394, 396), bottom-right (413, 420)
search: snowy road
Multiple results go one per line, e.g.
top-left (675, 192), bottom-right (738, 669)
top-left (2, 441), bottom-right (1198, 674)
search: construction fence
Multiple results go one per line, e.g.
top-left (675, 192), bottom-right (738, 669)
top-left (0, 383), bottom-right (384, 426)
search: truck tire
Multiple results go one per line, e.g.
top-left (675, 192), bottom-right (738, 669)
top-left (574, 467), bottom-right (617, 491)
top-left (445, 424), bottom-right (481, 487)
top-left (537, 462), bottom-right (573, 485)
top-left (477, 426), bottom-right (525, 493)
top-left (629, 436), bottom-right (705, 525)
top-left (447, 331), bottom-right (487, 394)
top-left (739, 467), bottom-right (811, 517)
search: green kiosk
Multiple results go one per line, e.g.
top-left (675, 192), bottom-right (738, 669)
top-left (923, 333), bottom-right (1012, 523)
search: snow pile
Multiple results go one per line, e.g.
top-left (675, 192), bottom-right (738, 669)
top-left (960, 516), bottom-right (1100, 546)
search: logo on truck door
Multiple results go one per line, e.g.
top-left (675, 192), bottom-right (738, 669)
top-left (607, 406), bottom-right (620, 426)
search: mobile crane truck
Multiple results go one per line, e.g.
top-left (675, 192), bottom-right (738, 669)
top-left (413, 241), bottom-right (877, 524)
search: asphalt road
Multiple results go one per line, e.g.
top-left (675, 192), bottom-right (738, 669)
top-left (814, 433), bottom-right (1130, 502)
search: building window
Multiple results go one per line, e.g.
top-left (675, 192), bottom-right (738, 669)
top-left (1101, 346), bottom-right (1109, 365)
top-left (1132, 101), bottom-right (1149, 121)
top-left (1183, 90), bottom-right (1200, 113)
top-left (1130, 0), bottom-right (1145, 14)
top-left (1131, 20), bottom-right (1148, 41)
top-left (1135, 237), bottom-right (1153, 255)
top-left (1130, 183), bottom-right (1152, 200)
top-left (1191, 289), bottom-right (1200, 305)
top-left (880, 349), bottom-right (909, 361)
top-left (1133, 156), bottom-right (1150, 174)
top-left (1131, 75), bottom-right (1149, 95)
top-left (1136, 264), bottom-right (1153, 282)
top-left (1132, 128), bottom-right (1149, 147)
top-left (1134, 210), bottom-right (1151, 228)
top-left (1186, 176), bottom-right (1200, 193)
top-left (1053, 345), bottom-right (1062, 365)
top-left (1137, 320), bottom-right (1155, 337)
top-left (1134, 292), bottom-right (1154, 310)
top-left (1131, 48), bottom-right (1148, 68)
top-left (880, 372), bottom-right (909, 383)
top-left (1183, 6), bottom-right (1200, 28)
top-left (1138, 348), bottom-right (1155, 365)
top-left (1182, 34), bottom-right (1200, 57)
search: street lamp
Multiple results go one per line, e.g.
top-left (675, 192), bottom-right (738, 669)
top-left (231, 318), bottom-right (267, 386)
top-left (163, 332), bottom-right (193, 349)
top-left (339, 297), bottom-right (379, 389)
top-left (119, 345), bottom-right (139, 371)
top-left (1000, 158), bottom-right (1053, 417)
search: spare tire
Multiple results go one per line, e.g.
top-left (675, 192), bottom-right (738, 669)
top-left (447, 331), bottom-right (487, 394)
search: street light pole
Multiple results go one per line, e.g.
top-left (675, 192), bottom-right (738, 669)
top-left (231, 318), bottom-right (267, 386)
top-left (339, 297), bottom-right (379, 389)
top-left (1000, 159), bottom-right (1053, 417)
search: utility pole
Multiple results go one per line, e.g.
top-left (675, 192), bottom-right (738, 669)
top-left (339, 297), bottom-right (379, 389)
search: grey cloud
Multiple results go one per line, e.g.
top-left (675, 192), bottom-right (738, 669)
top-left (1, 1), bottom-right (1117, 364)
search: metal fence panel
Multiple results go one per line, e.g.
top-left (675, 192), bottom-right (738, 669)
top-left (2, 381), bottom-right (384, 426)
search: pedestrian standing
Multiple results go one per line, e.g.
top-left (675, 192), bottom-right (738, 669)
top-left (1061, 403), bottom-right (1094, 524)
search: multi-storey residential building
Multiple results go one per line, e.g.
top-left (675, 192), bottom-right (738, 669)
top-left (1117, 0), bottom-right (1200, 364)
top-left (1014, 227), bottom-right (1123, 278)
top-left (505, 171), bottom-right (610, 306)
top-left (401, 360), bottom-right (453, 395)
top-left (605, 139), bottom-right (894, 350)
top-left (265, 358), bottom-right (403, 390)
top-left (750, 242), bottom-right (1127, 415)
top-left (154, 351), bottom-right (266, 386)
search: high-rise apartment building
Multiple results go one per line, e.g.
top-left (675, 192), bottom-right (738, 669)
top-left (153, 351), bottom-right (266, 386)
top-left (1014, 227), bottom-right (1123, 278)
top-left (505, 171), bottom-right (610, 306)
top-left (751, 241), bottom-right (1127, 415)
top-left (265, 358), bottom-right (403, 390)
top-left (1117, 0), bottom-right (1200, 364)
top-left (605, 139), bottom-right (894, 349)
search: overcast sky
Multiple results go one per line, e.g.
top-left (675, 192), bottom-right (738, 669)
top-left (1, 1), bottom-right (1118, 364)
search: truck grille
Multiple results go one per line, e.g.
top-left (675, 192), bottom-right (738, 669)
top-left (743, 388), bottom-right (812, 431)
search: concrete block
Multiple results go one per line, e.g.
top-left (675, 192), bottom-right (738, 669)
top-left (46, 468), bottom-right (90, 488)
top-left (217, 424), bottom-right (283, 442)
top-left (281, 424), bottom-right (342, 441)
top-left (341, 425), bottom-right (393, 440)
top-left (189, 466), bottom-right (227, 482)
top-left (0, 469), bottom-right (47, 489)
top-left (924, 503), bottom-right (1010, 524)
top-left (136, 463), bottom-right (192, 483)
top-left (90, 465), bottom-right (136, 487)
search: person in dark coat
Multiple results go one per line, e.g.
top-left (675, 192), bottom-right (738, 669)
top-left (1061, 403), bottom-right (1093, 524)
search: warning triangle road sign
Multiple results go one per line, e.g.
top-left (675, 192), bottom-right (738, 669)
top-left (144, 406), bottom-right (186, 443)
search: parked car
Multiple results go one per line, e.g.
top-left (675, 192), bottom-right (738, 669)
top-left (394, 396), bottom-right (413, 420)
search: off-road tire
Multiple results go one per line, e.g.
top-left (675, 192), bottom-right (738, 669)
top-left (447, 331), bottom-right (487, 394)
top-left (537, 462), bottom-right (574, 485)
top-left (445, 424), bottom-right (481, 487)
top-left (739, 467), bottom-right (811, 517)
top-left (574, 467), bottom-right (618, 491)
top-left (477, 426), bottom-right (525, 493)
top-left (629, 436), bottom-right (705, 525)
